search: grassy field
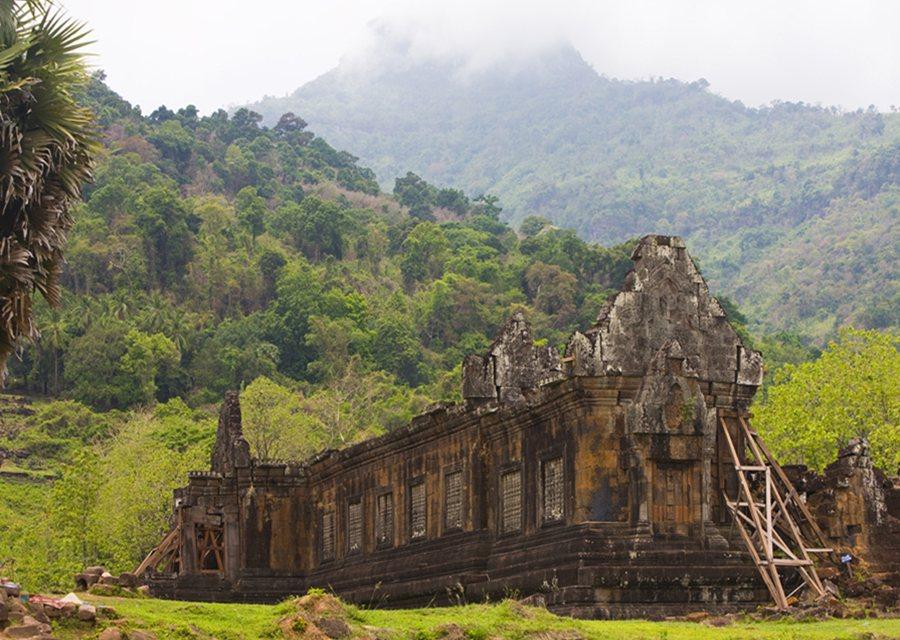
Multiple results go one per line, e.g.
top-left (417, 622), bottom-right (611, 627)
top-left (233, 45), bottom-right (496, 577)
top-left (44, 595), bottom-right (900, 640)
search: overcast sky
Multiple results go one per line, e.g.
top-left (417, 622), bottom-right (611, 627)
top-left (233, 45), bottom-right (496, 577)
top-left (62, 0), bottom-right (899, 114)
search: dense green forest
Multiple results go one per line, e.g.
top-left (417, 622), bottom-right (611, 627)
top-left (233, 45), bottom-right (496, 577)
top-left (0, 73), bottom-right (643, 589)
top-left (0, 70), bottom-right (895, 594)
top-left (250, 42), bottom-right (899, 340)
top-left (5, 73), bottom-right (644, 412)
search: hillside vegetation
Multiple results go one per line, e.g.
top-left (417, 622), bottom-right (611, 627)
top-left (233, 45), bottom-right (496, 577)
top-left (249, 42), bottom-right (900, 340)
top-left (7, 73), bottom-right (638, 414)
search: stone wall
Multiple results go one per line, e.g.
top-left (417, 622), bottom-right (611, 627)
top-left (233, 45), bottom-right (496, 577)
top-left (785, 439), bottom-right (900, 582)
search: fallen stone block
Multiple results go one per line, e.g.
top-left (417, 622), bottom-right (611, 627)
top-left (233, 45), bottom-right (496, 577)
top-left (74, 572), bottom-right (101, 591)
top-left (7, 597), bottom-right (27, 621)
top-left (316, 616), bottom-right (351, 638)
top-left (1, 579), bottom-right (21, 598)
top-left (118, 572), bottom-right (139, 589)
top-left (5, 623), bottom-right (43, 638)
top-left (77, 603), bottom-right (97, 622)
top-left (96, 605), bottom-right (119, 619)
top-left (99, 627), bottom-right (124, 640)
top-left (27, 602), bottom-right (50, 624)
top-left (5, 615), bottom-right (50, 638)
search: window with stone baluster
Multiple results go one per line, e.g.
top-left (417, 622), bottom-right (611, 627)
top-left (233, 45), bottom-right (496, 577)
top-left (410, 480), bottom-right (426, 540)
top-left (321, 509), bottom-right (335, 562)
top-left (347, 498), bottom-right (362, 555)
top-left (375, 491), bottom-right (394, 548)
top-left (444, 470), bottom-right (463, 532)
top-left (500, 468), bottom-right (523, 534)
top-left (541, 456), bottom-right (564, 523)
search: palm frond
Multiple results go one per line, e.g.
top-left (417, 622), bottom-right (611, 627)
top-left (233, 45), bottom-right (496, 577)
top-left (0, 0), bottom-right (96, 377)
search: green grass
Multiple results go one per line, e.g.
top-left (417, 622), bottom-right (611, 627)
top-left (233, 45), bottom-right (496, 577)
top-left (0, 462), bottom-right (57, 480)
top-left (68, 596), bottom-right (900, 640)
top-left (60, 596), bottom-right (285, 639)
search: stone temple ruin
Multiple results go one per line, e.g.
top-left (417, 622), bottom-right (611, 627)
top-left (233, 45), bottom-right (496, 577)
top-left (141, 235), bottom-right (899, 618)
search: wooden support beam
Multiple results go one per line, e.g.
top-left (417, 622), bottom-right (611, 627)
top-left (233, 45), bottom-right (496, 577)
top-left (739, 418), bottom-right (834, 554)
top-left (135, 525), bottom-right (181, 576)
top-left (720, 418), bottom-right (787, 608)
top-left (719, 415), bottom-right (830, 609)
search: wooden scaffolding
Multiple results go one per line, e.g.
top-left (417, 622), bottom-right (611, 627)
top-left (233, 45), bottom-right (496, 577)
top-left (134, 524), bottom-right (181, 576)
top-left (719, 415), bottom-right (833, 608)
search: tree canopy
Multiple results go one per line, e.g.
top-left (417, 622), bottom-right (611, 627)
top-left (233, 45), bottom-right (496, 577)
top-left (755, 329), bottom-right (899, 471)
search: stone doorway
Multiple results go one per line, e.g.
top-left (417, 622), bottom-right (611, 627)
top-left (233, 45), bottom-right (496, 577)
top-left (651, 461), bottom-right (700, 536)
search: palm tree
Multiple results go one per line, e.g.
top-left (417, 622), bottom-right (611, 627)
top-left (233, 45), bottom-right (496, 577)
top-left (40, 311), bottom-right (66, 394)
top-left (0, 0), bottom-right (96, 375)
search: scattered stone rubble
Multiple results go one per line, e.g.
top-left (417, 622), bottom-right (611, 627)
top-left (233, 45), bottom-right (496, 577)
top-left (0, 579), bottom-right (160, 640)
top-left (0, 581), bottom-right (90, 639)
top-left (73, 566), bottom-right (143, 593)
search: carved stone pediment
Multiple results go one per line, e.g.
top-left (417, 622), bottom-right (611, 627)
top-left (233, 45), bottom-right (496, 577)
top-left (628, 340), bottom-right (708, 438)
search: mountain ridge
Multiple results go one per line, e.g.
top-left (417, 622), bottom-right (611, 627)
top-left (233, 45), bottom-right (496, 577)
top-left (247, 40), bottom-right (899, 339)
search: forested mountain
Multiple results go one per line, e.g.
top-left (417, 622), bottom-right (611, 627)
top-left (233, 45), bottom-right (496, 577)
top-left (249, 42), bottom-right (899, 340)
top-left (7, 73), bottom-right (641, 422)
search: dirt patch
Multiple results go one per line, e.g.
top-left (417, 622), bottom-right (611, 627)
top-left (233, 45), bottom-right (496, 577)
top-left (279, 592), bottom-right (356, 640)
top-left (525, 631), bottom-right (583, 640)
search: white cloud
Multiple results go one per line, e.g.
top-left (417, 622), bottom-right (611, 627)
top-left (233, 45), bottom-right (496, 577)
top-left (349, 0), bottom-right (573, 72)
top-left (61, 0), bottom-right (899, 113)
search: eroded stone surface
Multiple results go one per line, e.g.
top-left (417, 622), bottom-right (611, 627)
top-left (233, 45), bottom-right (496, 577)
top-left (785, 438), bottom-right (900, 578)
top-left (566, 235), bottom-right (762, 388)
top-left (462, 311), bottom-right (562, 404)
top-left (210, 390), bottom-right (251, 475)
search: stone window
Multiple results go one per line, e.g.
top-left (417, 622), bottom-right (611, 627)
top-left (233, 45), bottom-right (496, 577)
top-left (196, 524), bottom-right (224, 573)
top-left (375, 491), bottom-right (394, 548)
top-left (444, 470), bottom-right (463, 531)
top-left (321, 509), bottom-right (335, 562)
top-left (410, 481), bottom-right (426, 540)
top-left (501, 468), bottom-right (522, 534)
top-left (347, 498), bottom-right (362, 555)
top-left (542, 457), bottom-right (564, 522)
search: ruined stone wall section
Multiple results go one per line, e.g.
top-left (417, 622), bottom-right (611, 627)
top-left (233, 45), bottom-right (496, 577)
top-left (462, 311), bottom-right (563, 404)
top-left (786, 439), bottom-right (900, 576)
top-left (210, 390), bottom-right (251, 475)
